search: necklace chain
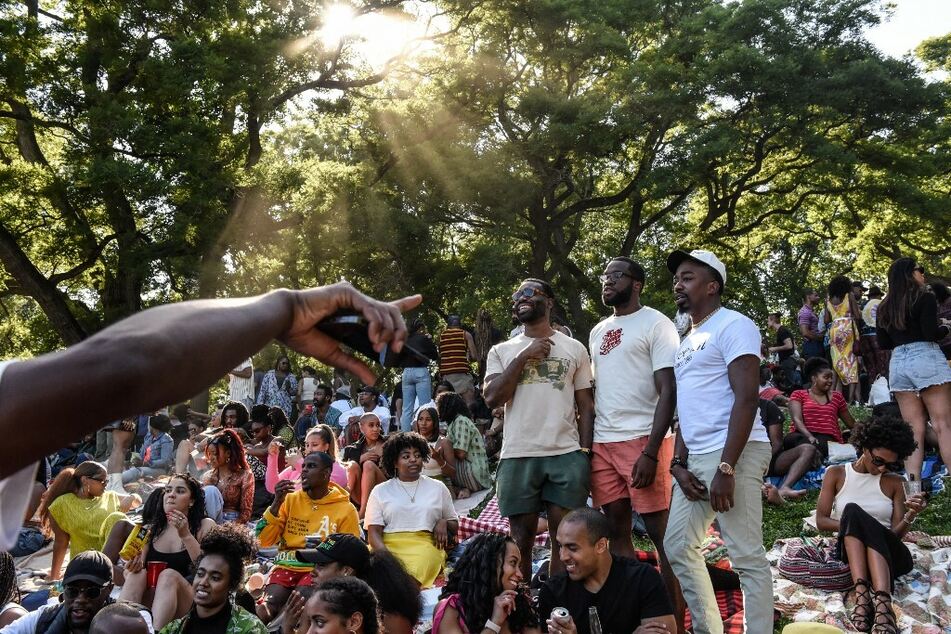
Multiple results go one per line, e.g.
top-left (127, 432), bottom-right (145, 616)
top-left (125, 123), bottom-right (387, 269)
top-left (396, 478), bottom-right (421, 503)
top-left (691, 307), bottom-right (721, 331)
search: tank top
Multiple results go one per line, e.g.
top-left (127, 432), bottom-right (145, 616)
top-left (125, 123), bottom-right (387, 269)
top-left (148, 544), bottom-right (194, 578)
top-left (300, 377), bottom-right (317, 402)
top-left (832, 463), bottom-right (893, 528)
top-left (439, 328), bottom-right (470, 375)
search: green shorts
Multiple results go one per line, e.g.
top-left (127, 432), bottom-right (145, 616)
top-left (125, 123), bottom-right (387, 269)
top-left (496, 451), bottom-right (591, 517)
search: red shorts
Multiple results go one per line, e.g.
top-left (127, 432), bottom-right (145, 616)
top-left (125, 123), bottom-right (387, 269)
top-left (590, 435), bottom-right (673, 513)
top-left (267, 567), bottom-right (313, 588)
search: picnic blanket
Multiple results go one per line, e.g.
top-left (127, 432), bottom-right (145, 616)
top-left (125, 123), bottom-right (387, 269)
top-left (457, 496), bottom-right (549, 546)
top-left (769, 537), bottom-right (951, 632)
top-left (766, 457), bottom-right (947, 495)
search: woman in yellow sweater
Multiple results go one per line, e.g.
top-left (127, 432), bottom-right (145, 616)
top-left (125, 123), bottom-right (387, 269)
top-left (254, 451), bottom-right (360, 624)
top-left (38, 461), bottom-right (139, 580)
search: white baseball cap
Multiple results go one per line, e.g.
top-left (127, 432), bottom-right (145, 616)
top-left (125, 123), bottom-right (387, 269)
top-left (666, 249), bottom-right (727, 288)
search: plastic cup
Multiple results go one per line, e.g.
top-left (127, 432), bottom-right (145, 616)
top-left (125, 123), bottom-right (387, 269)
top-left (903, 479), bottom-right (921, 499)
top-left (146, 561), bottom-right (168, 589)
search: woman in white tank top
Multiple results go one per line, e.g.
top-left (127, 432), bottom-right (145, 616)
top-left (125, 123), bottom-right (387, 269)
top-left (814, 415), bottom-right (926, 634)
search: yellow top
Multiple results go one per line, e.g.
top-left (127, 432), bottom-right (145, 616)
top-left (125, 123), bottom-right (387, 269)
top-left (48, 491), bottom-right (121, 557)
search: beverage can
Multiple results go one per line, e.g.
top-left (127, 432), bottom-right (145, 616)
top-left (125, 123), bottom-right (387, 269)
top-left (551, 608), bottom-right (569, 620)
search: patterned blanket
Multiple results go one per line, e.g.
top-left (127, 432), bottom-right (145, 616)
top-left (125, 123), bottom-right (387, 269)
top-left (457, 496), bottom-right (550, 546)
top-left (768, 537), bottom-right (951, 632)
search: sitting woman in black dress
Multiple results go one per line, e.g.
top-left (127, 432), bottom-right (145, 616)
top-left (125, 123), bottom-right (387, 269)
top-left (815, 415), bottom-right (926, 634)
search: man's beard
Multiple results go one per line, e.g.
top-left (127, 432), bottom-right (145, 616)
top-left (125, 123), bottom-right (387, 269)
top-left (603, 286), bottom-right (633, 307)
top-left (516, 303), bottom-right (546, 324)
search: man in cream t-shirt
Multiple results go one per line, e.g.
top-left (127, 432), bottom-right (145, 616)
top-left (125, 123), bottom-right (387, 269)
top-left (588, 256), bottom-right (683, 629)
top-left (484, 278), bottom-right (594, 581)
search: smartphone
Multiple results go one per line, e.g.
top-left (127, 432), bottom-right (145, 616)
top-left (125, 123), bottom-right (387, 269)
top-left (317, 311), bottom-right (430, 368)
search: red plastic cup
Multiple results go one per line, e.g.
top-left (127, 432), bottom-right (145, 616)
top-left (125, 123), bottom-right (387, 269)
top-left (147, 561), bottom-right (168, 589)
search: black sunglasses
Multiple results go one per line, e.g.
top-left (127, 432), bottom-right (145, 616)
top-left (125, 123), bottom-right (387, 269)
top-left (869, 454), bottom-right (903, 472)
top-left (914, 265), bottom-right (926, 275)
top-left (64, 584), bottom-right (109, 600)
top-left (599, 271), bottom-right (632, 284)
top-left (511, 287), bottom-right (548, 303)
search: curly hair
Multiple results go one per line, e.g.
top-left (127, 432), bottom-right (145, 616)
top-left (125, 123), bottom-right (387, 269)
top-left (148, 473), bottom-right (207, 546)
top-left (313, 577), bottom-right (381, 634)
top-left (198, 524), bottom-right (258, 590)
top-left (440, 533), bottom-right (537, 633)
top-left (249, 404), bottom-right (270, 425)
top-left (827, 275), bottom-right (852, 300)
top-left (851, 415), bottom-right (917, 460)
top-left (380, 432), bottom-right (430, 478)
top-left (222, 401), bottom-right (250, 428)
top-left (362, 551), bottom-right (422, 625)
top-left (436, 392), bottom-right (471, 424)
top-left (803, 356), bottom-right (832, 380)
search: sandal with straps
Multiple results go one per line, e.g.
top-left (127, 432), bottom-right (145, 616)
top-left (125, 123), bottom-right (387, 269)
top-left (871, 590), bottom-right (899, 634)
top-left (849, 579), bottom-right (873, 632)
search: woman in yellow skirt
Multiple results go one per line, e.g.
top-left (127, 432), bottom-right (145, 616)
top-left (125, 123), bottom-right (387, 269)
top-left (823, 275), bottom-right (861, 404)
top-left (365, 433), bottom-right (458, 587)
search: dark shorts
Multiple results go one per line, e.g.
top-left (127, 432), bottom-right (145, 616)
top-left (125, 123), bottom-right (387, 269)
top-left (496, 451), bottom-right (590, 517)
top-left (782, 432), bottom-right (838, 460)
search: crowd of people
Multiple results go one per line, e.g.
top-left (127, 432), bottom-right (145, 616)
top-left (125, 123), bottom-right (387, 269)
top-left (0, 253), bottom-right (949, 634)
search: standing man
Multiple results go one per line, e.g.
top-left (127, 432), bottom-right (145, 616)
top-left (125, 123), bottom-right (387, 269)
top-left (229, 358), bottom-right (255, 411)
top-left (767, 312), bottom-right (800, 389)
top-left (484, 279), bottom-right (594, 580)
top-left (439, 315), bottom-right (479, 408)
top-left (662, 250), bottom-right (773, 634)
top-left (798, 289), bottom-right (824, 360)
top-left (588, 257), bottom-right (684, 629)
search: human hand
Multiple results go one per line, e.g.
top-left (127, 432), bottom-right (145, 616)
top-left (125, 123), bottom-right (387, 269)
top-left (520, 337), bottom-right (553, 362)
top-left (709, 471), bottom-right (735, 513)
top-left (671, 465), bottom-right (707, 501)
top-left (432, 445), bottom-right (445, 464)
top-left (274, 479), bottom-right (296, 504)
top-left (279, 282), bottom-right (422, 386)
top-left (433, 519), bottom-right (449, 549)
top-left (268, 439), bottom-right (283, 456)
top-left (167, 509), bottom-right (190, 538)
top-left (546, 612), bottom-right (577, 634)
top-left (631, 452), bottom-right (658, 489)
top-left (125, 550), bottom-right (145, 574)
top-left (490, 589), bottom-right (518, 624)
top-left (905, 493), bottom-right (927, 517)
top-left (361, 451), bottom-right (381, 465)
top-left (281, 590), bottom-right (306, 634)
top-left (633, 623), bottom-right (670, 633)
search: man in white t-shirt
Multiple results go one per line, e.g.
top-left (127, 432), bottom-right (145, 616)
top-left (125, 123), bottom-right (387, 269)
top-left (229, 358), bottom-right (254, 410)
top-left (0, 283), bottom-right (420, 553)
top-left (338, 386), bottom-right (391, 434)
top-left (662, 249), bottom-right (773, 634)
top-left (589, 256), bottom-right (683, 629)
top-left (484, 278), bottom-right (594, 580)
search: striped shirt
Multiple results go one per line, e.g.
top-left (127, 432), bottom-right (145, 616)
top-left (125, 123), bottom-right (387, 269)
top-left (791, 389), bottom-right (846, 442)
top-left (439, 328), bottom-right (470, 375)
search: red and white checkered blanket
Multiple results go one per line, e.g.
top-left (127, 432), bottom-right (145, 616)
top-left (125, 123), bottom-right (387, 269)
top-left (457, 496), bottom-right (550, 546)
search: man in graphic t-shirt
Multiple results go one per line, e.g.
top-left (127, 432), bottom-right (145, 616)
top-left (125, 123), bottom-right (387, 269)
top-left (588, 256), bottom-right (683, 629)
top-left (484, 278), bottom-right (594, 580)
top-left (662, 249), bottom-right (773, 634)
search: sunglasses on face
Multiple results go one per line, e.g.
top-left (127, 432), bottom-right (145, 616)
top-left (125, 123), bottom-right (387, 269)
top-left (914, 266), bottom-right (925, 275)
top-left (511, 287), bottom-right (548, 303)
top-left (86, 476), bottom-right (106, 485)
top-left (599, 271), bottom-right (633, 284)
top-left (868, 453), bottom-right (903, 472)
top-left (64, 584), bottom-right (109, 600)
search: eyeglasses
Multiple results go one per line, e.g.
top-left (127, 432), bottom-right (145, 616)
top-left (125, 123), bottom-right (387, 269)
top-left (86, 476), bottom-right (106, 485)
top-left (868, 453), bottom-right (903, 472)
top-left (598, 271), bottom-right (633, 284)
top-left (914, 265), bottom-right (926, 275)
top-left (511, 287), bottom-right (549, 303)
top-left (64, 584), bottom-right (109, 600)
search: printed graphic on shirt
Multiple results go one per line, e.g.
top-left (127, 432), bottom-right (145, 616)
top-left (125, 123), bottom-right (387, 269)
top-left (674, 334), bottom-right (710, 370)
top-left (518, 358), bottom-right (569, 390)
top-left (599, 328), bottom-right (623, 356)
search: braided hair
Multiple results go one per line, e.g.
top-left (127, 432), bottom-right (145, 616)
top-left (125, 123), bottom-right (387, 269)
top-left (0, 551), bottom-right (19, 606)
top-left (208, 428), bottom-right (249, 473)
top-left (440, 533), bottom-right (538, 633)
top-left (313, 577), bottom-right (381, 634)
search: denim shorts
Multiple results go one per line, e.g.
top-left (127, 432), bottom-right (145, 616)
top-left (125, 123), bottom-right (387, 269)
top-left (889, 341), bottom-right (951, 393)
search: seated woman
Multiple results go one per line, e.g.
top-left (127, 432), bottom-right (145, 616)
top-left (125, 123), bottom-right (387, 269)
top-left (103, 487), bottom-right (166, 584)
top-left (815, 415), bottom-right (925, 634)
top-left (414, 407), bottom-right (456, 489)
top-left (39, 460), bottom-right (139, 581)
top-left (785, 357), bottom-right (858, 460)
top-left (364, 432), bottom-right (458, 588)
top-left (342, 413), bottom-right (386, 518)
top-left (122, 415), bottom-right (175, 484)
top-left (436, 392), bottom-right (490, 498)
top-left (157, 523), bottom-right (267, 633)
top-left (301, 577), bottom-right (380, 634)
top-left (761, 398), bottom-right (818, 504)
top-left (119, 474), bottom-right (216, 627)
top-left (247, 406), bottom-right (285, 519)
top-left (268, 406), bottom-right (296, 447)
top-left (266, 425), bottom-right (349, 494)
top-left (0, 552), bottom-right (26, 627)
top-left (202, 429), bottom-right (254, 524)
top-left (435, 532), bottom-right (539, 634)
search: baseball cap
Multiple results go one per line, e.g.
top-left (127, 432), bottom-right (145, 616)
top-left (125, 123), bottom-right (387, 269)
top-left (296, 534), bottom-right (370, 572)
top-left (357, 385), bottom-right (380, 396)
top-left (666, 249), bottom-right (727, 289)
top-left (63, 551), bottom-right (113, 585)
top-left (335, 386), bottom-right (351, 398)
top-left (851, 280), bottom-right (867, 291)
top-left (868, 285), bottom-right (884, 298)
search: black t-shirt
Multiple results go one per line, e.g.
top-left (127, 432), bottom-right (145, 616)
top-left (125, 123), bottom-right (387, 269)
top-left (775, 326), bottom-right (794, 361)
top-left (538, 556), bottom-right (672, 634)
top-left (758, 398), bottom-right (783, 429)
top-left (183, 602), bottom-right (232, 634)
top-left (877, 292), bottom-right (950, 349)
